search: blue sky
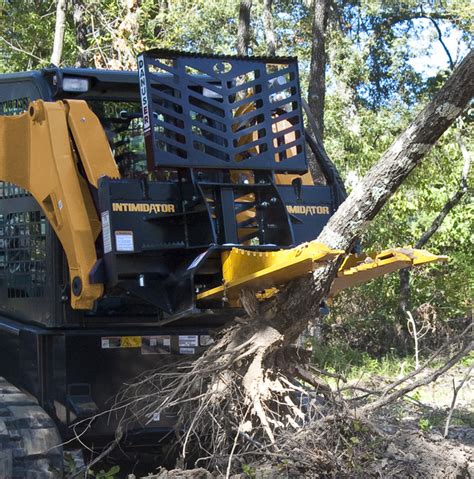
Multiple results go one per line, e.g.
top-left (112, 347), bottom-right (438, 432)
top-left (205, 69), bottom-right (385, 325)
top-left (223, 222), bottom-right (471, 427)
top-left (408, 18), bottom-right (471, 76)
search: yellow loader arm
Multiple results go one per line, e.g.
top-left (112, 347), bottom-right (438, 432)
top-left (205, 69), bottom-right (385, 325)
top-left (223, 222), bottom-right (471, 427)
top-left (0, 100), bottom-right (119, 309)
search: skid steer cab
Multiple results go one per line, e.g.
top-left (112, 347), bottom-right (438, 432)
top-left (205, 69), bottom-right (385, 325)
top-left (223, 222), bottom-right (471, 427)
top-left (0, 50), bottom-right (444, 325)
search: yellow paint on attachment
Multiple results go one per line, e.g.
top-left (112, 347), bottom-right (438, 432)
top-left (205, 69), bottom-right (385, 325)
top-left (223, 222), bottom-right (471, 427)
top-left (197, 246), bottom-right (447, 304)
top-left (196, 242), bottom-right (344, 302)
top-left (329, 248), bottom-right (448, 297)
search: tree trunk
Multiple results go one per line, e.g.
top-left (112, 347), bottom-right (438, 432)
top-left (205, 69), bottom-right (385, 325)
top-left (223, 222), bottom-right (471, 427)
top-left (72, 0), bottom-right (89, 67)
top-left (237, 0), bottom-right (252, 55)
top-left (51, 0), bottom-right (68, 66)
top-left (308, 0), bottom-right (329, 141)
top-left (262, 0), bottom-right (276, 56)
top-left (277, 50), bottom-right (474, 341)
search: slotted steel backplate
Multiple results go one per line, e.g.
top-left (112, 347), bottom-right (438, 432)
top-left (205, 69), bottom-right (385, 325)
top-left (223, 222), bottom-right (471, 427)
top-left (138, 49), bottom-right (307, 172)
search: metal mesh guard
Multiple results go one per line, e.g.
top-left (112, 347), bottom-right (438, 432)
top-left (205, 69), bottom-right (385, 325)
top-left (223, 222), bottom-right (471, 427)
top-left (138, 50), bottom-right (307, 172)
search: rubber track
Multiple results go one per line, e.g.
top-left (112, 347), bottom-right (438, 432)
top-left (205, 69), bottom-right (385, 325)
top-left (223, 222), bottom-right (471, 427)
top-left (0, 377), bottom-right (63, 478)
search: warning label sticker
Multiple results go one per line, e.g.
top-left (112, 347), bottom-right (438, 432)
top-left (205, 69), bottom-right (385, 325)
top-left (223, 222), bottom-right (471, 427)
top-left (179, 335), bottom-right (198, 347)
top-left (115, 230), bottom-right (134, 252)
top-left (141, 336), bottom-right (171, 355)
top-left (179, 347), bottom-right (195, 355)
top-left (101, 336), bottom-right (142, 349)
top-left (101, 211), bottom-right (112, 254)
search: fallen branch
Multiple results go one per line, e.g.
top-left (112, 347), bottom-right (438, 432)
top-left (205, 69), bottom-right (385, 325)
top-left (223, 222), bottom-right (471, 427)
top-left (359, 339), bottom-right (473, 414)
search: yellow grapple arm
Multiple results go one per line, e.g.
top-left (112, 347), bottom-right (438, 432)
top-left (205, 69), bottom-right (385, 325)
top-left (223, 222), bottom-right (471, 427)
top-left (196, 245), bottom-right (447, 304)
top-left (0, 100), bottom-right (119, 309)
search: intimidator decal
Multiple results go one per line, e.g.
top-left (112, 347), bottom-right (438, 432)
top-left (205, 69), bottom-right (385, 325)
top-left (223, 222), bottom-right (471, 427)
top-left (112, 202), bottom-right (176, 213)
top-left (286, 205), bottom-right (330, 215)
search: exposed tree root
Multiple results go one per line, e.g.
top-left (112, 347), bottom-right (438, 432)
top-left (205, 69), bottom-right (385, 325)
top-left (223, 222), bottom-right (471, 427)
top-left (56, 317), bottom-right (468, 479)
top-left (75, 319), bottom-right (469, 477)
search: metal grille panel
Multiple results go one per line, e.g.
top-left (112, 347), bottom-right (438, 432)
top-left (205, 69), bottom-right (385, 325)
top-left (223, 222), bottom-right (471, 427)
top-left (138, 50), bottom-right (307, 172)
top-left (0, 182), bottom-right (29, 198)
top-left (0, 211), bottom-right (46, 298)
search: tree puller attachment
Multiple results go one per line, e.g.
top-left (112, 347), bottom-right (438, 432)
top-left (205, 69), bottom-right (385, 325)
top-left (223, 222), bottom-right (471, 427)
top-left (0, 50), bottom-right (446, 320)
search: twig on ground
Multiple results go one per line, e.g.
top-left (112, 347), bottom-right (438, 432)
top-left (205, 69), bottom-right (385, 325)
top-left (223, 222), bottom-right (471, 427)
top-left (380, 323), bottom-right (472, 397)
top-left (309, 365), bottom-right (347, 382)
top-left (443, 362), bottom-right (473, 438)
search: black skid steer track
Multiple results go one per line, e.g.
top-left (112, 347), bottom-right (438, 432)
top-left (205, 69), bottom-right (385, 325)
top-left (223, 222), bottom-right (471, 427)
top-left (0, 377), bottom-right (63, 479)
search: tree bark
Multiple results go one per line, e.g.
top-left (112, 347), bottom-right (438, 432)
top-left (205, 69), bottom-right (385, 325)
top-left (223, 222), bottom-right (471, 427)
top-left (72, 0), bottom-right (89, 67)
top-left (237, 0), bottom-right (252, 55)
top-left (308, 0), bottom-right (330, 141)
top-left (51, 0), bottom-right (68, 66)
top-left (262, 0), bottom-right (276, 56)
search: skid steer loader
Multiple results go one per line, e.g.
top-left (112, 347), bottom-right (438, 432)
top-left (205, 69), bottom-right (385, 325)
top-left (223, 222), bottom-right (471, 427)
top-left (0, 50), bottom-right (444, 477)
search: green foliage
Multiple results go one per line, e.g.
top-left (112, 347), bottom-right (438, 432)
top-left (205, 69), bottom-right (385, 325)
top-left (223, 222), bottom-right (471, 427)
top-left (313, 342), bottom-right (417, 379)
top-left (89, 465), bottom-right (120, 479)
top-left (326, 108), bottom-right (473, 339)
top-left (334, 0), bottom-right (473, 107)
top-left (63, 453), bottom-right (120, 479)
top-left (418, 417), bottom-right (432, 431)
top-left (322, 4), bottom-right (473, 332)
top-left (323, 3), bottom-right (473, 339)
top-left (0, 0), bottom-right (77, 70)
top-left (63, 452), bottom-right (78, 477)
top-left (410, 390), bottom-right (421, 402)
top-left (241, 463), bottom-right (257, 478)
top-left (460, 351), bottom-right (474, 367)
